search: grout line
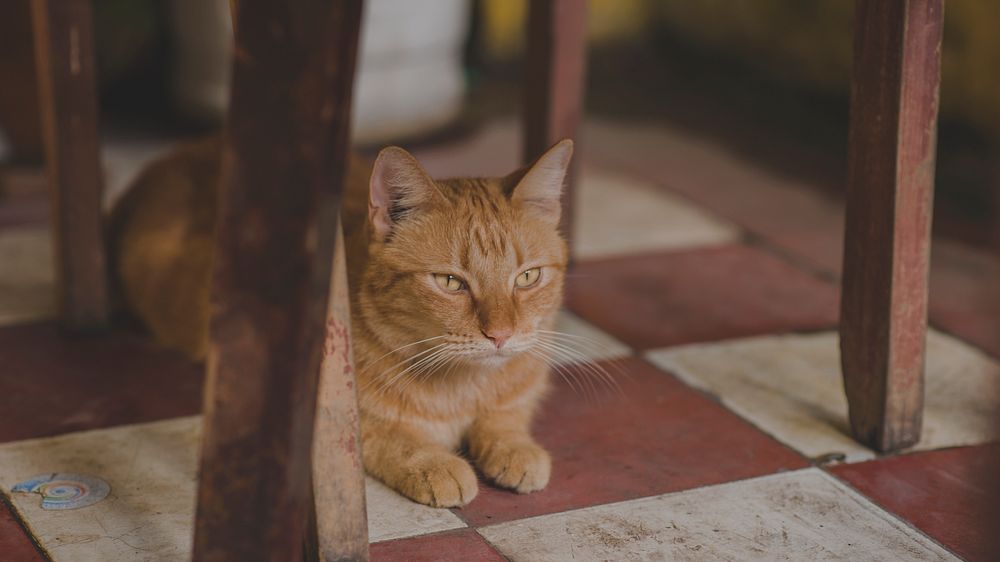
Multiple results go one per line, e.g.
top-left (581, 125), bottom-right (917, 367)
top-left (926, 320), bottom-right (1000, 363)
top-left (0, 490), bottom-right (53, 562)
top-left (589, 159), bottom-right (999, 364)
top-left (634, 352), bottom-right (816, 466)
top-left (472, 468), bottom-right (819, 533)
top-left (741, 230), bottom-right (841, 285)
top-left (821, 466), bottom-right (966, 560)
top-left (472, 527), bottom-right (515, 562)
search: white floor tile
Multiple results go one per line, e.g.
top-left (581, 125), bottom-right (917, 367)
top-left (478, 468), bottom-right (958, 562)
top-left (0, 417), bottom-right (200, 562)
top-left (573, 168), bottom-right (740, 260)
top-left (0, 416), bottom-right (466, 561)
top-left (647, 331), bottom-right (1000, 462)
top-left (551, 310), bottom-right (631, 366)
top-left (0, 228), bottom-right (55, 326)
top-left (365, 477), bottom-right (465, 543)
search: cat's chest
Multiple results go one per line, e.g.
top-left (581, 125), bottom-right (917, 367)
top-left (403, 364), bottom-right (547, 446)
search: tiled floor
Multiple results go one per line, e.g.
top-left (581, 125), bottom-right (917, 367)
top-left (0, 322), bottom-right (203, 442)
top-left (1, 118), bottom-right (998, 561)
top-left (478, 470), bottom-right (958, 562)
top-left (833, 444), bottom-right (1000, 562)
top-left (647, 331), bottom-right (1000, 463)
top-left (458, 358), bottom-right (807, 527)
top-left (566, 245), bottom-right (840, 350)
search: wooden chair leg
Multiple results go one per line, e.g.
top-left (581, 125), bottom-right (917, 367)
top-left (307, 220), bottom-right (369, 562)
top-left (191, 1), bottom-right (364, 560)
top-left (523, 0), bottom-right (587, 248)
top-left (31, 0), bottom-right (108, 329)
top-left (840, 0), bottom-right (943, 452)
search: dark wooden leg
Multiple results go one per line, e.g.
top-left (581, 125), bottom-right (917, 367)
top-left (0, 0), bottom-right (43, 164)
top-left (191, 1), bottom-right (364, 560)
top-left (841, 0), bottom-right (943, 452)
top-left (31, 0), bottom-right (108, 329)
top-left (307, 221), bottom-right (369, 561)
top-left (523, 0), bottom-right (587, 247)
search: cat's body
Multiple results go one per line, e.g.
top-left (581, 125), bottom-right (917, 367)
top-left (111, 137), bottom-right (573, 507)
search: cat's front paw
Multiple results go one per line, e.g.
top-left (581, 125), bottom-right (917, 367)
top-left (397, 452), bottom-right (479, 508)
top-left (476, 440), bottom-right (551, 493)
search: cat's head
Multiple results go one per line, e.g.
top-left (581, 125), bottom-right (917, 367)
top-left (360, 140), bottom-right (572, 369)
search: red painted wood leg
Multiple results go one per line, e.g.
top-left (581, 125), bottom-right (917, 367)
top-left (840, 0), bottom-right (944, 452)
top-left (308, 221), bottom-right (368, 562)
top-left (523, 0), bottom-right (588, 248)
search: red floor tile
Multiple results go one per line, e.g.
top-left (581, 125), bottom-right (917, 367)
top-left (928, 240), bottom-right (1000, 359)
top-left (370, 529), bottom-right (505, 562)
top-left (0, 497), bottom-right (45, 562)
top-left (586, 123), bottom-right (1000, 360)
top-left (832, 444), bottom-right (1000, 562)
top-left (566, 245), bottom-right (839, 350)
top-left (583, 121), bottom-right (847, 275)
top-left (456, 358), bottom-right (808, 526)
top-left (0, 321), bottom-right (203, 443)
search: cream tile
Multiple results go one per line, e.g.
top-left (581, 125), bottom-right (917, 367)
top-left (0, 416), bottom-right (467, 560)
top-left (0, 228), bottom-right (55, 326)
top-left (647, 331), bottom-right (1000, 463)
top-left (478, 468), bottom-right (958, 562)
top-left (0, 417), bottom-right (200, 562)
top-left (573, 168), bottom-right (740, 260)
top-left (551, 310), bottom-right (631, 366)
top-left (365, 477), bottom-right (465, 543)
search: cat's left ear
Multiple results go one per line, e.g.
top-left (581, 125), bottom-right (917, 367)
top-left (369, 146), bottom-right (442, 241)
top-left (509, 139), bottom-right (573, 225)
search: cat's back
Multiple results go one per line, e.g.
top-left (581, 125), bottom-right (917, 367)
top-left (110, 136), bottom-right (372, 360)
top-left (110, 136), bottom-right (222, 358)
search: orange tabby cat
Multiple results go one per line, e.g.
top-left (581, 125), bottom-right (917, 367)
top-left (110, 137), bottom-right (573, 507)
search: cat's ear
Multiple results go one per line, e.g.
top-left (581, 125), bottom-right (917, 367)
top-left (509, 139), bottom-right (573, 225)
top-left (369, 147), bottom-right (441, 241)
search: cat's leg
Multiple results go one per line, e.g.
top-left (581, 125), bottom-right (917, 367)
top-left (361, 418), bottom-right (478, 508)
top-left (466, 407), bottom-right (551, 494)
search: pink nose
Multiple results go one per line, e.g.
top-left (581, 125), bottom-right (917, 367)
top-left (482, 327), bottom-right (513, 350)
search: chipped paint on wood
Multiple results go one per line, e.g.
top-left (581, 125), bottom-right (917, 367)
top-left (312, 222), bottom-right (368, 561)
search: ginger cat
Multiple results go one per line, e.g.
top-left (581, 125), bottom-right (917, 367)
top-left (110, 137), bottom-right (574, 507)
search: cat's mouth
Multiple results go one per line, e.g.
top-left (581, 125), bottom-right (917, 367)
top-left (474, 352), bottom-right (516, 368)
top-left (468, 342), bottom-right (530, 366)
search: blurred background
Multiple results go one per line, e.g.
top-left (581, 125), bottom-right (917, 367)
top-left (1, 0), bottom-right (998, 249)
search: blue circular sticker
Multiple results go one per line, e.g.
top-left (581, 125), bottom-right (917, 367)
top-left (12, 473), bottom-right (110, 510)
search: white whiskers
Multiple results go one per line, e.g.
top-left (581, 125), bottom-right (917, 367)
top-left (358, 328), bottom-right (627, 403)
top-left (531, 329), bottom-right (627, 402)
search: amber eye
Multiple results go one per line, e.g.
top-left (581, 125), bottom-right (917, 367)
top-left (434, 273), bottom-right (466, 292)
top-left (515, 268), bottom-right (541, 288)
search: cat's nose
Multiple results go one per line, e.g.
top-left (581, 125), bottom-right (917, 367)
top-left (482, 327), bottom-right (513, 350)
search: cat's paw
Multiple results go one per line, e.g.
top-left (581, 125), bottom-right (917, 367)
top-left (397, 452), bottom-right (478, 508)
top-left (476, 440), bottom-right (551, 493)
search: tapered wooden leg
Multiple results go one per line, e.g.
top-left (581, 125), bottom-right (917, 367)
top-left (841, 0), bottom-right (943, 452)
top-left (191, 1), bottom-right (364, 560)
top-left (306, 220), bottom-right (369, 562)
top-left (523, 0), bottom-right (587, 246)
top-left (31, 0), bottom-right (108, 329)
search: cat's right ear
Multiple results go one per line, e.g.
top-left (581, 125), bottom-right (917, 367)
top-left (369, 147), bottom-right (441, 241)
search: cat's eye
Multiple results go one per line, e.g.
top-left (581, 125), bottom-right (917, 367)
top-left (515, 268), bottom-right (541, 288)
top-left (434, 273), bottom-right (466, 292)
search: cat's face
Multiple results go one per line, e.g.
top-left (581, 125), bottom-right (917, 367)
top-left (360, 142), bottom-right (572, 369)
